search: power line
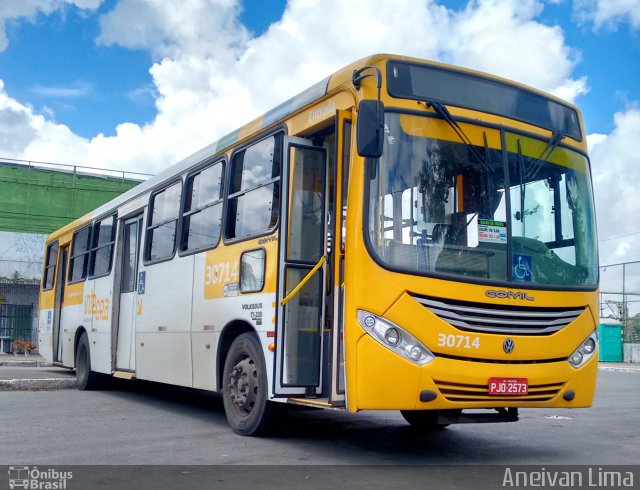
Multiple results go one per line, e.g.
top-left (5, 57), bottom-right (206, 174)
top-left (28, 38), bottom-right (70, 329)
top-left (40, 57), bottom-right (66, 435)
top-left (598, 230), bottom-right (640, 243)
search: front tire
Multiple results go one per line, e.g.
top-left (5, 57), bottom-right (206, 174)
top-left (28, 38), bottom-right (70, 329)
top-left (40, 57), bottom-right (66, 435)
top-left (222, 333), bottom-right (283, 436)
top-left (400, 410), bottom-right (450, 430)
top-left (75, 332), bottom-right (100, 390)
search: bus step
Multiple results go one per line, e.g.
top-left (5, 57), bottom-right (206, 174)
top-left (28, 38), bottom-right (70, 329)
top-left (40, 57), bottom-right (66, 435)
top-left (437, 408), bottom-right (518, 425)
top-left (112, 370), bottom-right (135, 380)
top-left (287, 398), bottom-right (345, 411)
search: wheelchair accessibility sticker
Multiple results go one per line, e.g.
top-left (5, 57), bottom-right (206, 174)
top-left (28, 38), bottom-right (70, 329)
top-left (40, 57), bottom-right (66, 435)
top-left (138, 271), bottom-right (146, 295)
top-left (513, 254), bottom-right (532, 281)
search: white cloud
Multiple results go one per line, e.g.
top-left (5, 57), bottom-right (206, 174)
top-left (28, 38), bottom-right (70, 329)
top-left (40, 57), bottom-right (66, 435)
top-left (444, 0), bottom-right (587, 101)
top-left (97, 0), bottom-right (249, 59)
top-left (1, 0), bottom-right (590, 176)
top-left (587, 132), bottom-right (607, 149)
top-left (127, 84), bottom-right (157, 106)
top-left (0, 79), bottom-right (89, 161)
top-left (30, 80), bottom-right (92, 98)
top-left (0, 0), bottom-right (103, 52)
top-left (575, 0), bottom-right (640, 30)
top-left (590, 106), bottom-right (640, 265)
top-left (0, 82), bottom-right (39, 154)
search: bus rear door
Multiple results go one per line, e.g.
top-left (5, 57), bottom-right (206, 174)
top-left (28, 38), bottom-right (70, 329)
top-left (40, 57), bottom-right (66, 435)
top-left (52, 245), bottom-right (68, 363)
top-left (113, 214), bottom-right (143, 372)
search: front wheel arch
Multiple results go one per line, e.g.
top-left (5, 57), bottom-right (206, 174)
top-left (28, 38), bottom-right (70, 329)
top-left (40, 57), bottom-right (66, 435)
top-left (216, 320), bottom-right (257, 391)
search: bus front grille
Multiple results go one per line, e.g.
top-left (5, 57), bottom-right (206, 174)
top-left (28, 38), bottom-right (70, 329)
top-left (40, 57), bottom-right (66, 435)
top-left (434, 379), bottom-right (564, 403)
top-left (413, 295), bottom-right (584, 336)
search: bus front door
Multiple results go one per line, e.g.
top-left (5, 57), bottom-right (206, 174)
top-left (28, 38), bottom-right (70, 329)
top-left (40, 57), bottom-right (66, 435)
top-left (275, 138), bottom-right (327, 397)
top-left (329, 109), bottom-right (352, 405)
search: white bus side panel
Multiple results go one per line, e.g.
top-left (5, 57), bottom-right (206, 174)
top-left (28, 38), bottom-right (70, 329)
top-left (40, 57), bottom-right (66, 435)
top-left (135, 254), bottom-right (194, 387)
top-left (89, 274), bottom-right (114, 374)
top-left (190, 330), bottom-right (219, 390)
top-left (59, 303), bottom-right (84, 367)
top-left (190, 295), bottom-right (277, 393)
top-left (191, 252), bottom-right (216, 390)
top-left (38, 308), bottom-right (53, 363)
top-left (136, 332), bottom-right (192, 385)
top-left (191, 248), bottom-right (276, 393)
top-left (115, 290), bottom-right (137, 371)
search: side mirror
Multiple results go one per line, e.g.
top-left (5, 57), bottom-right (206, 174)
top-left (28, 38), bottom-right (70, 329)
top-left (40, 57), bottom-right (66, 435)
top-left (356, 100), bottom-right (384, 158)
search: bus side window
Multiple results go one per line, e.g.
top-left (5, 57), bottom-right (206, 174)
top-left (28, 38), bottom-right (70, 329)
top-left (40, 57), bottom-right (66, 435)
top-left (225, 134), bottom-right (282, 240)
top-left (69, 226), bottom-right (91, 283)
top-left (240, 248), bottom-right (265, 293)
top-left (89, 215), bottom-right (116, 277)
top-left (145, 181), bottom-right (182, 262)
top-left (181, 161), bottom-right (224, 252)
top-left (42, 241), bottom-right (59, 290)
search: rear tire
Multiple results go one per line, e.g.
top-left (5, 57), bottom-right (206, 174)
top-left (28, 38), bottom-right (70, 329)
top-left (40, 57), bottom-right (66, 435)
top-left (400, 410), bottom-right (450, 430)
top-left (75, 332), bottom-right (101, 390)
top-left (222, 333), bottom-right (283, 436)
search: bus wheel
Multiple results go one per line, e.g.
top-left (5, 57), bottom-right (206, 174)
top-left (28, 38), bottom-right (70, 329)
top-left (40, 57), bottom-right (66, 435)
top-left (222, 333), bottom-right (282, 436)
top-left (400, 410), bottom-right (450, 430)
top-left (75, 333), bottom-right (100, 390)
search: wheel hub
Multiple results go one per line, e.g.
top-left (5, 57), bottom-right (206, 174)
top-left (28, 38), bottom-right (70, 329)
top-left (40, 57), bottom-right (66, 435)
top-left (228, 356), bottom-right (258, 414)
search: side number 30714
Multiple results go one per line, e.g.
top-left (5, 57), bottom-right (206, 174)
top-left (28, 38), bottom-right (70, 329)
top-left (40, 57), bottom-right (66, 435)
top-left (437, 333), bottom-right (480, 349)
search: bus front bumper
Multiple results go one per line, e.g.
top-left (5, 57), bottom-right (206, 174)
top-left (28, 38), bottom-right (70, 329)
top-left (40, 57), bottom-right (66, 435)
top-left (354, 334), bottom-right (598, 411)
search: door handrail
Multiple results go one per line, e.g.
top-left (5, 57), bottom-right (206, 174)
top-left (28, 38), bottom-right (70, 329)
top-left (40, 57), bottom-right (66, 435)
top-left (280, 255), bottom-right (326, 306)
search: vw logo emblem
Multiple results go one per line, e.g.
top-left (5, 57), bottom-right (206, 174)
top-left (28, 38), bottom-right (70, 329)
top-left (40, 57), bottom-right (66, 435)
top-left (503, 338), bottom-right (515, 354)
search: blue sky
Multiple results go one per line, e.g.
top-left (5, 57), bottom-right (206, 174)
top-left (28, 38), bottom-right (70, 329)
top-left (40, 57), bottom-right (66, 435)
top-left (0, 0), bottom-right (288, 137)
top-left (0, 0), bottom-right (636, 139)
top-left (0, 0), bottom-right (639, 266)
top-left (540, 0), bottom-right (640, 134)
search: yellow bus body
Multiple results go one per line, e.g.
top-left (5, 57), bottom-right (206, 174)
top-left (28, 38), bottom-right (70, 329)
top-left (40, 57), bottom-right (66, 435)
top-left (38, 54), bottom-right (598, 432)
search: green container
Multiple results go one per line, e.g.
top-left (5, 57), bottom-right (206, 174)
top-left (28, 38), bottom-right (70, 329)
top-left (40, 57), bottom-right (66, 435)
top-left (598, 323), bottom-right (623, 362)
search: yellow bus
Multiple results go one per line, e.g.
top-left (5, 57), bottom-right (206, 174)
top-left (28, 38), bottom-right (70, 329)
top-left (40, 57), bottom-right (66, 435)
top-left (38, 54), bottom-right (599, 435)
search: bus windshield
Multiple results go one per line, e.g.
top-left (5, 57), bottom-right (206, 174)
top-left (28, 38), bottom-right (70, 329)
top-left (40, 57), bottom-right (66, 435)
top-left (366, 112), bottom-right (598, 288)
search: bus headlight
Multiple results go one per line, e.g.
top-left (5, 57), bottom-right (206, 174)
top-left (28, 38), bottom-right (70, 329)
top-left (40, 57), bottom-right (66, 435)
top-left (357, 310), bottom-right (435, 366)
top-left (568, 331), bottom-right (598, 368)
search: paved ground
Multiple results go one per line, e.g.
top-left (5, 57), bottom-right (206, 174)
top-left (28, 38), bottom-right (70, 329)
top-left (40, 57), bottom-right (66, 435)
top-left (0, 353), bottom-right (50, 367)
top-left (0, 366), bottom-right (74, 380)
top-left (597, 362), bottom-right (640, 373)
top-left (1, 359), bottom-right (638, 488)
top-left (0, 354), bottom-right (75, 390)
top-left (1, 369), bottom-right (638, 466)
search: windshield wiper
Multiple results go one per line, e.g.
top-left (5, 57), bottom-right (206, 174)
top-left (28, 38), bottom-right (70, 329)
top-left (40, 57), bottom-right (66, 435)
top-left (517, 139), bottom-right (526, 222)
top-left (525, 130), bottom-right (564, 181)
top-left (419, 100), bottom-right (491, 171)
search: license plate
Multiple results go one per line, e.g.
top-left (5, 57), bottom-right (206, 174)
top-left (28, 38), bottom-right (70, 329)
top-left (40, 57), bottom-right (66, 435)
top-left (488, 377), bottom-right (528, 395)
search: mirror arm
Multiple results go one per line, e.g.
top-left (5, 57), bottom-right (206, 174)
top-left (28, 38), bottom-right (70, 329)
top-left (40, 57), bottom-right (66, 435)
top-left (353, 66), bottom-right (385, 159)
top-left (352, 66), bottom-right (382, 102)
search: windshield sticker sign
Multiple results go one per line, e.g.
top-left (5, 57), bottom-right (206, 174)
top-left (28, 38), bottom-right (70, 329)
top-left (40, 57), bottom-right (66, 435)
top-left (478, 219), bottom-right (507, 244)
top-left (513, 254), bottom-right (533, 281)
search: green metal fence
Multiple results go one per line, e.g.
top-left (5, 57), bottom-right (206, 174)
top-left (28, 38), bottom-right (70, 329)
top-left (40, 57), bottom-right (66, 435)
top-left (0, 158), bottom-right (150, 234)
top-left (0, 303), bottom-right (34, 353)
